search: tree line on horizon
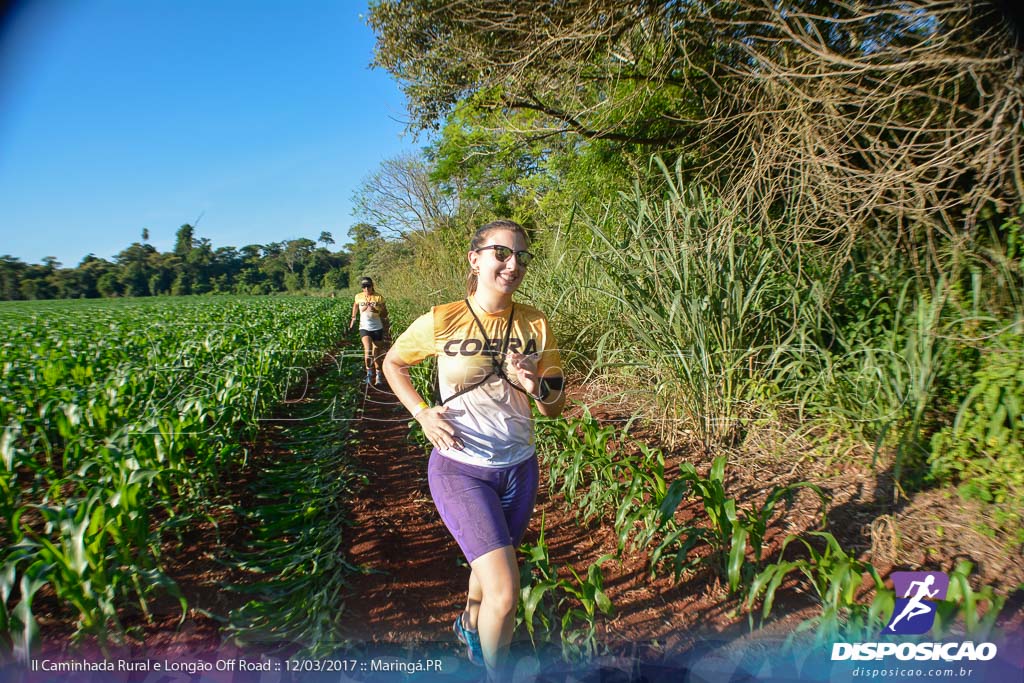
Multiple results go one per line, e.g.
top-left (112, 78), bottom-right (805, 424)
top-left (0, 222), bottom-right (388, 301)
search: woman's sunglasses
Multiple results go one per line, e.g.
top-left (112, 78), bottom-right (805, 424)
top-left (474, 245), bottom-right (534, 267)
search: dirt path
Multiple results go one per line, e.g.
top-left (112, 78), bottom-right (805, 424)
top-left (338, 381), bottom-right (466, 645)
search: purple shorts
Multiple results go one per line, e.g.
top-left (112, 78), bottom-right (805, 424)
top-left (427, 450), bottom-right (539, 564)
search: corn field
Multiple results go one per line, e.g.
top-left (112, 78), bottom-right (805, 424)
top-left (0, 295), bottom-right (350, 658)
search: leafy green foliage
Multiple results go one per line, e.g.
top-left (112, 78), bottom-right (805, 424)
top-left (929, 332), bottom-right (1024, 505)
top-left (429, 94), bottom-right (547, 219)
top-left (517, 517), bottom-right (614, 662)
top-left (652, 456), bottom-right (827, 593)
top-left (746, 531), bottom-right (889, 644)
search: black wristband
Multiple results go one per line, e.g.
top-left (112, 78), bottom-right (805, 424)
top-left (532, 380), bottom-right (551, 401)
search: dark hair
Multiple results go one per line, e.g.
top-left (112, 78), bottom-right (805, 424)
top-left (466, 220), bottom-right (529, 295)
top-left (360, 277), bottom-right (373, 288)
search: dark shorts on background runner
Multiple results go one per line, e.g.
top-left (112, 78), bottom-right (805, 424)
top-left (427, 450), bottom-right (539, 564)
top-left (359, 328), bottom-right (384, 342)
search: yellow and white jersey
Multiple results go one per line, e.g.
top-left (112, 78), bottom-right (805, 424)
top-left (355, 292), bottom-right (386, 331)
top-left (391, 297), bottom-right (563, 468)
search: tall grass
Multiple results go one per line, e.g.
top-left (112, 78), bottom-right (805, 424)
top-left (519, 208), bottom-right (626, 374)
top-left (365, 227), bottom-right (467, 312)
top-left (583, 160), bottom-right (809, 451)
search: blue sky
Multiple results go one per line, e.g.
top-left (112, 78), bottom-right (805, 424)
top-left (0, 0), bottom-right (419, 266)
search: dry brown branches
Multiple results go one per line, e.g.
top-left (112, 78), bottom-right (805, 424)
top-left (370, 0), bottom-right (1024, 272)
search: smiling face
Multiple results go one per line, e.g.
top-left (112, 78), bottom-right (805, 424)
top-left (468, 228), bottom-right (529, 297)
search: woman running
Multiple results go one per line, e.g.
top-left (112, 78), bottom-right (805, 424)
top-left (382, 220), bottom-right (565, 679)
top-left (349, 276), bottom-right (390, 385)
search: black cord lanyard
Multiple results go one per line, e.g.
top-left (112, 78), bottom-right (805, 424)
top-left (439, 298), bottom-right (532, 405)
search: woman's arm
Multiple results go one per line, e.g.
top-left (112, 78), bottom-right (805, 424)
top-left (382, 348), bottom-right (463, 451)
top-left (534, 380), bottom-right (566, 418)
top-left (509, 353), bottom-right (566, 418)
top-left (349, 299), bottom-right (359, 330)
top-left (380, 301), bottom-right (391, 338)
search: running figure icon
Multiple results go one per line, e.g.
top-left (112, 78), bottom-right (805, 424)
top-left (887, 575), bottom-right (939, 632)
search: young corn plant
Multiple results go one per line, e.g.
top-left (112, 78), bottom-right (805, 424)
top-left (541, 406), bottom-right (666, 532)
top-left (537, 407), bottom-right (667, 553)
top-left (517, 517), bottom-right (615, 662)
top-left (746, 531), bottom-right (889, 644)
top-left (225, 367), bottom-right (364, 655)
top-left (541, 406), bottom-right (623, 520)
top-left (0, 557), bottom-right (49, 665)
top-left (651, 456), bottom-right (827, 594)
top-left (614, 442), bottom-right (667, 553)
top-left (0, 296), bottom-right (352, 656)
top-left (932, 560), bottom-right (1007, 640)
top-left (749, 541), bottom-right (1008, 647)
top-left (558, 558), bottom-right (616, 662)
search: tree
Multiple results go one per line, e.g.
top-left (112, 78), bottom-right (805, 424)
top-left (170, 272), bottom-right (192, 296)
top-left (147, 252), bottom-right (180, 296)
top-left (142, 227), bottom-right (150, 242)
top-left (0, 226), bottom-right (347, 300)
top-left (303, 248), bottom-right (333, 289)
top-left (0, 256), bottom-right (27, 300)
top-left (212, 246), bottom-right (242, 287)
top-left (97, 272), bottom-right (122, 298)
top-left (116, 242), bottom-right (157, 297)
top-left (369, 0), bottom-right (1024, 273)
top-left (236, 244), bottom-right (265, 293)
top-left (258, 243), bottom-right (287, 291)
top-left (352, 152), bottom-right (459, 238)
top-left (174, 224), bottom-right (195, 257)
top-left (50, 268), bottom-right (82, 299)
top-left (76, 255), bottom-right (115, 299)
top-left (184, 237), bottom-right (214, 293)
top-left (19, 278), bottom-right (43, 300)
top-left (322, 268), bottom-right (348, 290)
top-left (427, 95), bottom-right (635, 226)
top-left (284, 238), bottom-right (316, 274)
top-left (346, 222), bottom-right (383, 281)
top-left (368, 0), bottom-right (700, 145)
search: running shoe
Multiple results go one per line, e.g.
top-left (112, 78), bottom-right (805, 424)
top-left (453, 614), bottom-right (484, 666)
top-left (375, 372), bottom-right (384, 386)
top-left (365, 370), bottom-right (374, 385)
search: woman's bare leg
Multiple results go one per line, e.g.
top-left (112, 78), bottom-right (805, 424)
top-left (469, 546), bottom-right (519, 675)
top-left (371, 339), bottom-right (385, 375)
top-left (360, 335), bottom-right (372, 372)
top-left (464, 568), bottom-right (482, 629)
